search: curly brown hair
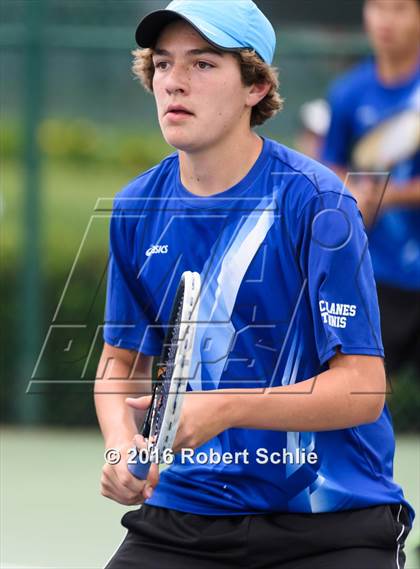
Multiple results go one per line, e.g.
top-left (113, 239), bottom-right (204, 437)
top-left (132, 47), bottom-right (284, 127)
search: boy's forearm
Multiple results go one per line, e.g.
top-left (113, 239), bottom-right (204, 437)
top-left (94, 387), bottom-right (140, 447)
top-left (330, 166), bottom-right (420, 209)
top-left (382, 177), bottom-right (420, 208)
top-left (224, 358), bottom-right (385, 432)
top-left (94, 348), bottom-right (152, 446)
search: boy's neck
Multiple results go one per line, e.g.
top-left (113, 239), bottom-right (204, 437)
top-left (178, 130), bottom-right (263, 197)
top-left (376, 48), bottom-right (419, 85)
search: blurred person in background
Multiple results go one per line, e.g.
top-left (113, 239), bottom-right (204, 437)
top-left (322, 0), bottom-right (420, 381)
top-left (295, 98), bottom-right (330, 160)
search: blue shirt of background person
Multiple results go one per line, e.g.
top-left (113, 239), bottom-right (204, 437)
top-left (322, 0), bottom-right (420, 292)
top-left (323, 57), bottom-right (419, 290)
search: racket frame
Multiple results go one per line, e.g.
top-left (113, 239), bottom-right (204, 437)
top-left (142, 270), bottom-right (200, 463)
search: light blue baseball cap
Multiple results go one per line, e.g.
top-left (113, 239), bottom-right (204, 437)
top-left (135, 0), bottom-right (276, 65)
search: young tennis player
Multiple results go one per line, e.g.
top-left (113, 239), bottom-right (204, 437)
top-left (322, 0), bottom-right (420, 379)
top-left (95, 1), bottom-right (414, 567)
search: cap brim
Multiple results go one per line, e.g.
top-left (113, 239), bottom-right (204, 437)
top-left (135, 9), bottom-right (242, 54)
top-left (135, 10), bottom-right (183, 48)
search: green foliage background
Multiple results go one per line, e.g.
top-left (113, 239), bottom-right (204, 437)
top-left (2, 126), bottom-right (171, 427)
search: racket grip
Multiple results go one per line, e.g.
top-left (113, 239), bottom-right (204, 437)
top-left (128, 454), bottom-right (151, 480)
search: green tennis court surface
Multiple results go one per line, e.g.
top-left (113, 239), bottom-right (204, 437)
top-left (1, 428), bottom-right (419, 568)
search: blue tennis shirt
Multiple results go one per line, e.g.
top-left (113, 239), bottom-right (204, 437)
top-left (322, 57), bottom-right (420, 291)
top-left (104, 137), bottom-right (413, 520)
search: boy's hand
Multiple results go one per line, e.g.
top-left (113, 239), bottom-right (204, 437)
top-left (127, 392), bottom-right (232, 455)
top-left (101, 438), bottom-right (159, 506)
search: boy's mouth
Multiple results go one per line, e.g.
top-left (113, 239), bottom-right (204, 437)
top-left (165, 105), bottom-right (194, 117)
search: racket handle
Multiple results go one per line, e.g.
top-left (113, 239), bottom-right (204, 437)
top-left (128, 454), bottom-right (151, 480)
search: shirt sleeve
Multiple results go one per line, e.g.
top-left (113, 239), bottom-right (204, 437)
top-left (321, 82), bottom-right (353, 168)
top-left (298, 191), bottom-right (384, 365)
top-left (103, 195), bottom-right (162, 355)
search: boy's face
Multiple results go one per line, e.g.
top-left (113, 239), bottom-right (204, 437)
top-left (364, 0), bottom-right (420, 58)
top-left (152, 20), bottom-right (253, 152)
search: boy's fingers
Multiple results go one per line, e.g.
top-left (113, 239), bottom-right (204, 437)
top-left (126, 396), bottom-right (153, 410)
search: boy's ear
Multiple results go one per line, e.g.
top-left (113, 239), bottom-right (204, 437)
top-left (247, 82), bottom-right (271, 107)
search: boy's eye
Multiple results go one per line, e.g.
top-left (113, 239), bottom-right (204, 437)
top-left (196, 61), bottom-right (213, 70)
top-left (153, 60), bottom-right (214, 71)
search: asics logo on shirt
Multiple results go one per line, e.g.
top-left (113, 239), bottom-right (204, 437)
top-left (145, 244), bottom-right (169, 257)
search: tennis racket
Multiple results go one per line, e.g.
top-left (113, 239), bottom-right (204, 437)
top-left (352, 108), bottom-right (420, 171)
top-left (128, 270), bottom-right (201, 480)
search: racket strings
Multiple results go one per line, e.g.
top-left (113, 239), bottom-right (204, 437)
top-left (139, 272), bottom-right (200, 464)
top-left (150, 296), bottom-right (184, 440)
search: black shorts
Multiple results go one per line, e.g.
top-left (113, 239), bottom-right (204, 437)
top-left (377, 283), bottom-right (420, 376)
top-left (105, 503), bottom-right (411, 569)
